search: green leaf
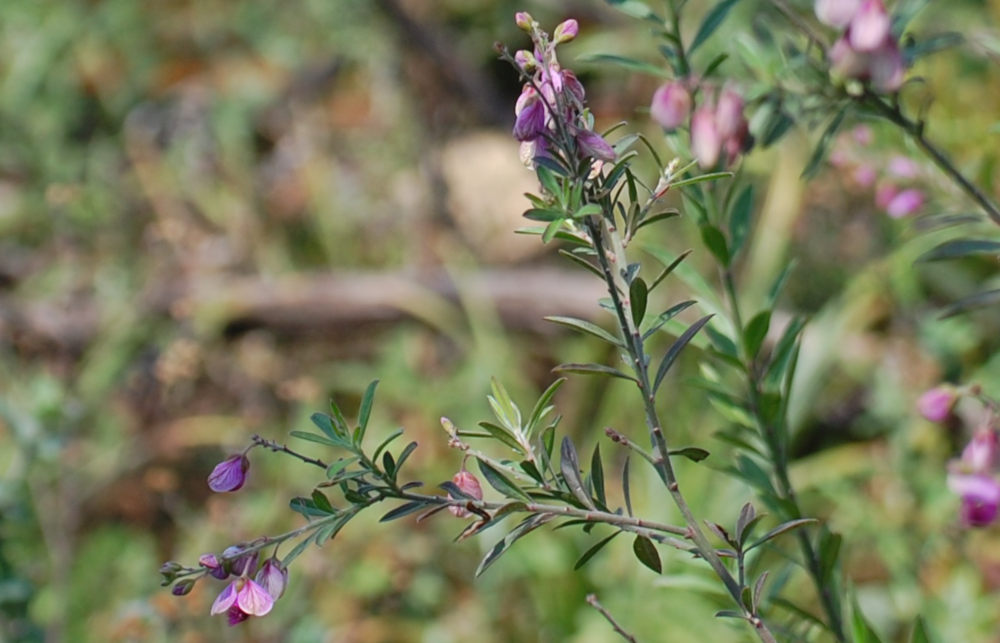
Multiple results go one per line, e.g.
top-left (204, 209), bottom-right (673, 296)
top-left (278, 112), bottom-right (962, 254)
top-left (524, 208), bottom-right (567, 222)
top-left (909, 617), bottom-right (935, 643)
top-left (700, 224), bottom-right (730, 266)
top-left (764, 316), bottom-right (805, 388)
top-left (560, 437), bottom-right (594, 508)
top-left (325, 457), bottom-right (358, 479)
top-left (545, 316), bottom-right (623, 347)
top-left (642, 300), bottom-right (696, 339)
top-left (573, 203), bottom-right (603, 219)
top-left (289, 430), bottom-right (339, 448)
top-left (714, 610), bottom-right (746, 620)
top-left (476, 513), bottom-right (554, 576)
top-left (575, 530), bottom-right (621, 570)
top-left (819, 530), bottom-right (842, 583)
top-left (392, 441), bottom-right (418, 479)
top-left (672, 171), bottom-right (733, 189)
top-left (311, 412), bottom-right (344, 442)
top-left (478, 459), bottom-right (532, 502)
top-left (526, 378), bottom-right (565, 437)
top-left (802, 106), bottom-right (848, 179)
top-left (289, 496), bottom-right (332, 518)
top-left (373, 428), bottom-right (404, 462)
top-left (382, 451), bottom-right (396, 477)
top-left (629, 277), bottom-right (649, 326)
top-left (669, 446), bottom-right (710, 462)
top-left (743, 310), bottom-right (772, 359)
top-left (852, 595), bottom-right (884, 643)
top-left (329, 399), bottom-right (350, 436)
top-left (591, 443), bottom-right (606, 507)
top-left (542, 218), bottom-right (565, 243)
top-left (653, 315), bottom-right (714, 392)
top-left (605, 0), bottom-right (659, 20)
top-left (940, 288), bottom-right (1000, 318)
top-left (553, 362), bottom-right (638, 382)
top-left (632, 535), bottom-right (662, 573)
top-left (690, 0), bottom-right (741, 53)
top-left (311, 489), bottom-right (334, 513)
top-left (728, 185), bottom-right (753, 258)
top-left (734, 502), bottom-right (756, 544)
top-left (918, 238), bottom-right (1000, 261)
top-left (357, 379), bottom-right (379, 441)
top-left (476, 421), bottom-right (525, 454)
top-left (380, 501), bottom-right (427, 523)
top-left (281, 535), bottom-right (314, 567)
top-left (904, 32), bottom-right (963, 61)
top-left (536, 165), bottom-right (562, 201)
top-left (579, 53), bottom-right (669, 76)
top-left (746, 518), bottom-right (817, 552)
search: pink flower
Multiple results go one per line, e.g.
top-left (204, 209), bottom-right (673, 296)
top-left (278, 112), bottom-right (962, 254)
top-left (848, 0), bottom-right (891, 52)
top-left (199, 553), bottom-right (228, 579)
top-left (514, 50), bottom-right (537, 72)
top-left (691, 105), bottom-right (721, 169)
top-left (208, 454), bottom-right (250, 492)
top-left (918, 386), bottom-right (956, 422)
top-left (714, 86), bottom-right (745, 140)
top-left (211, 578), bottom-right (275, 624)
top-left (254, 558), bottom-right (289, 601)
top-left (829, 36), bottom-right (869, 81)
top-left (513, 87), bottom-right (547, 142)
top-left (948, 473), bottom-right (1000, 527)
top-left (815, 0), bottom-right (861, 28)
top-left (875, 182), bottom-right (899, 210)
top-left (449, 470), bottom-right (484, 518)
top-left (887, 156), bottom-right (920, 179)
top-left (515, 12), bottom-right (534, 32)
top-left (852, 125), bottom-right (873, 145)
top-left (576, 129), bottom-right (616, 162)
top-left (961, 429), bottom-right (1000, 474)
top-left (553, 19), bottom-right (579, 44)
top-left (868, 40), bottom-right (905, 92)
top-left (885, 188), bottom-right (924, 218)
top-left (650, 81), bottom-right (691, 131)
top-left (853, 164), bottom-right (877, 187)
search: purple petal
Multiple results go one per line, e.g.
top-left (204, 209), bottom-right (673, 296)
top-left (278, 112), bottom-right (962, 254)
top-left (208, 455), bottom-right (249, 492)
top-left (947, 473), bottom-right (1000, 504)
top-left (576, 130), bottom-right (616, 162)
top-left (255, 559), bottom-right (289, 601)
top-left (237, 579), bottom-right (275, 617)
top-left (513, 97), bottom-right (546, 142)
top-left (227, 605), bottom-right (251, 626)
top-left (210, 582), bottom-right (239, 615)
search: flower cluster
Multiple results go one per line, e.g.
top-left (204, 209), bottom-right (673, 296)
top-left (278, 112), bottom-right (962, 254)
top-left (511, 14), bottom-right (615, 167)
top-left (650, 81), bottom-right (750, 169)
top-left (816, 0), bottom-right (905, 92)
top-left (829, 125), bottom-right (926, 218)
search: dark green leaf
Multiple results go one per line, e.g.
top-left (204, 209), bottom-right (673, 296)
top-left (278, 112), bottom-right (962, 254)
top-left (735, 502), bottom-right (756, 544)
top-left (746, 518), bottom-right (817, 552)
top-left (635, 210), bottom-right (680, 233)
top-left (605, 0), bottom-right (659, 20)
top-left (542, 218), bottom-right (565, 244)
top-left (559, 249), bottom-right (603, 279)
top-left (766, 259), bottom-right (796, 308)
top-left (728, 185), bottom-right (753, 258)
top-left (553, 362), bottom-right (638, 382)
top-left (904, 32), bottom-right (963, 61)
top-left (632, 535), bottom-right (662, 573)
top-left (440, 480), bottom-right (478, 501)
top-left (392, 441), bottom-right (419, 479)
top-left (476, 513), bottom-right (554, 576)
top-left (771, 598), bottom-right (830, 632)
top-left (653, 314), bottom-right (714, 392)
top-left (765, 316), bottom-right (806, 388)
top-left (703, 52), bottom-right (729, 77)
top-left (311, 412), bottom-right (343, 442)
top-left (575, 530), bottom-right (621, 570)
top-left (357, 379), bottom-right (379, 441)
top-left (669, 446), bottom-right (710, 462)
top-left (520, 460), bottom-right (544, 484)
top-left (622, 456), bottom-right (633, 516)
top-left (281, 536), bottom-right (314, 567)
top-left (534, 155), bottom-right (570, 177)
top-left (289, 496), bottom-right (331, 518)
top-left (819, 530), bottom-right (842, 583)
top-left (734, 455), bottom-right (776, 495)
top-left (380, 501), bottom-right (427, 522)
top-left (648, 250), bottom-right (693, 292)
top-left (630, 277), bottom-right (649, 325)
top-left (311, 489), bottom-right (334, 514)
top-left (802, 106), bottom-right (848, 179)
top-left (672, 171), bottom-right (733, 189)
top-left (526, 378), bottom-right (565, 436)
top-left (918, 238), bottom-right (1000, 262)
top-left (382, 451), bottom-right (396, 478)
top-left (714, 610), bottom-right (746, 620)
top-left (524, 208), bottom-right (567, 222)
top-left (642, 300), bottom-right (697, 339)
top-left (545, 316), bottom-right (623, 347)
top-left (591, 443), bottom-right (606, 507)
top-left (940, 289), bottom-right (1000, 318)
top-left (329, 399), bottom-right (350, 436)
top-left (743, 310), bottom-right (772, 359)
top-left (704, 322), bottom-right (739, 360)
top-left (909, 617), bottom-right (935, 643)
top-left (700, 224), bottom-right (730, 266)
top-left (573, 203), bottom-right (603, 219)
top-left (536, 165), bottom-right (562, 201)
top-left (478, 459), bottom-right (532, 502)
top-left (289, 430), bottom-right (339, 448)
top-left (690, 0), bottom-right (741, 53)
top-left (560, 437), bottom-right (594, 508)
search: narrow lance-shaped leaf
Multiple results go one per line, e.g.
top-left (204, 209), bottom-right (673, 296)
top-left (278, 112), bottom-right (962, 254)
top-left (622, 456), bottom-right (634, 516)
top-left (357, 380), bottom-right (379, 443)
top-left (575, 530), bottom-right (621, 570)
top-left (743, 310), bottom-right (772, 360)
top-left (553, 362), bottom-right (638, 383)
top-left (653, 314), bottom-right (714, 392)
top-left (380, 501), bottom-right (428, 523)
top-left (560, 437), bottom-right (594, 508)
top-left (918, 238), bottom-right (1000, 262)
top-left (478, 459), bottom-right (532, 503)
top-left (476, 513), bottom-right (554, 576)
top-left (525, 378), bottom-right (565, 437)
top-left (802, 106), bottom-right (848, 179)
top-left (746, 518), bottom-right (817, 552)
top-left (728, 184), bottom-right (754, 258)
top-left (591, 443), bottom-right (606, 508)
top-left (545, 316), bottom-right (623, 347)
top-left (690, 0), bottom-right (741, 53)
top-left (630, 277), bottom-right (649, 326)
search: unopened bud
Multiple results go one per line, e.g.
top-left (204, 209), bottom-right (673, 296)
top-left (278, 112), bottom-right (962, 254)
top-left (515, 12), bottom-right (534, 32)
top-left (650, 81), bottom-right (691, 131)
top-left (449, 470), bottom-right (484, 518)
top-left (814, 0), bottom-right (860, 28)
top-left (514, 49), bottom-right (537, 72)
top-left (553, 19), bottom-right (579, 44)
top-left (691, 106), bottom-right (721, 169)
top-left (172, 579), bottom-right (196, 596)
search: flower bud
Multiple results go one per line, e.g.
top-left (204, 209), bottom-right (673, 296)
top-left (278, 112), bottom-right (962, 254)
top-left (449, 470), bottom-right (483, 518)
top-left (515, 12), bottom-right (534, 32)
top-left (576, 129), bottom-right (616, 162)
top-left (918, 386), bottom-right (956, 423)
top-left (815, 0), bottom-right (861, 28)
top-left (514, 49), bottom-right (537, 72)
top-left (714, 87), bottom-right (745, 140)
top-left (513, 88), bottom-right (547, 142)
top-left (829, 36), bottom-right (868, 82)
top-left (948, 473), bottom-right (1000, 527)
top-left (691, 106), bottom-right (721, 169)
top-left (208, 454), bottom-right (250, 492)
top-left (868, 40), bottom-right (904, 92)
top-left (199, 553), bottom-right (229, 579)
top-left (885, 188), bottom-right (923, 218)
top-left (159, 561), bottom-right (183, 583)
top-left (222, 545), bottom-right (259, 577)
top-left (172, 579), bottom-right (196, 596)
top-left (553, 19), bottom-right (579, 44)
top-left (254, 558), bottom-right (289, 601)
top-left (848, 0), bottom-right (890, 52)
top-left (650, 81), bottom-right (691, 131)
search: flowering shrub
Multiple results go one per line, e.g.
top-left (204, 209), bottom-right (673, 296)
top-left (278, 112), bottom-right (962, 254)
top-left (158, 3), bottom-right (1000, 640)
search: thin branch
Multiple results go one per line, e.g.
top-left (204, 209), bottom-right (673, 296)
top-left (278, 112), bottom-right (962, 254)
top-left (587, 593), bottom-right (638, 643)
top-left (252, 434), bottom-right (329, 469)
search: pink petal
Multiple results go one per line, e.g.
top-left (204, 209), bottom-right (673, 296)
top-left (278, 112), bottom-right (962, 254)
top-left (885, 188), bottom-right (923, 218)
top-left (210, 582), bottom-right (239, 615)
top-left (237, 579), bottom-right (275, 617)
top-left (815, 0), bottom-right (861, 28)
top-left (849, 0), bottom-right (891, 52)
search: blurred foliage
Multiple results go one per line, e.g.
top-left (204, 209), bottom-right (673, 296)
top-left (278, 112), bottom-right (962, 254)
top-left (1, 0), bottom-right (999, 641)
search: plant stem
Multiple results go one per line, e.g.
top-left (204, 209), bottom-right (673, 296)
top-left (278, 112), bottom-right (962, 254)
top-left (252, 434), bottom-right (329, 469)
top-left (586, 217), bottom-right (779, 642)
top-left (587, 593), bottom-right (638, 643)
top-left (862, 92), bottom-right (1000, 226)
top-left (720, 269), bottom-right (847, 642)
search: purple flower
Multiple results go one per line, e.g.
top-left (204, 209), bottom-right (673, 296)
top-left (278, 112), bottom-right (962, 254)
top-left (948, 473), bottom-right (1000, 527)
top-left (553, 19), bottom-right (579, 44)
top-left (961, 429), bottom-right (1000, 474)
top-left (254, 558), bottom-right (289, 601)
top-left (650, 81), bottom-right (691, 131)
top-left (513, 88), bottom-right (547, 142)
top-left (449, 470), bottom-right (483, 518)
top-left (885, 188), bottom-right (924, 218)
top-left (199, 553), bottom-right (229, 580)
top-left (208, 454), bottom-right (250, 492)
top-left (848, 0), bottom-right (891, 52)
top-left (918, 386), bottom-right (956, 422)
top-left (227, 605), bottom-right (250, 626)
top-left (868, 40), bottom-right (905, 92)
top-left (576, 129), bottom-right (616, 162)
top-left (815, 0), bottom-right (861, 28)
top-left (562, 70), bottom-right (586, 104)
top-left (172, 579), bottom-right (195, 596)
top-left (691, 105), bottom-right (721, 169)
top-left (210, 578), bottom-right (275, 623)
top-left (222, 545), bottom-right (259, 577)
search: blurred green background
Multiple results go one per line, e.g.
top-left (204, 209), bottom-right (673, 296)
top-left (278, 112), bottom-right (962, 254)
top-left (2, 1), bottom-right (1000, 641)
